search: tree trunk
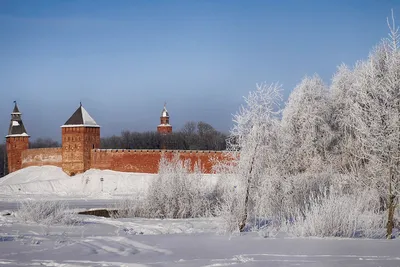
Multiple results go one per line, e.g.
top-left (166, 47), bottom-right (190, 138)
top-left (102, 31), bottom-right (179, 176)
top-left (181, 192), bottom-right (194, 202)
top-left (386, 167), bottom-right (396, 239)
top-left (239, 144), bottom-right (258, 232)
top-left (386, 194), bottom-right (396, 239)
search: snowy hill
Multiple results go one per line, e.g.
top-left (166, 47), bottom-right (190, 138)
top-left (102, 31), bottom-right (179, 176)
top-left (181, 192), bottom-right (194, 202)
top-left (0, 166), bottom-right (70, 186)
top-left (0, 166), bottom-right (219, 200)
top-left (0, 166), bottom-right (157, 199)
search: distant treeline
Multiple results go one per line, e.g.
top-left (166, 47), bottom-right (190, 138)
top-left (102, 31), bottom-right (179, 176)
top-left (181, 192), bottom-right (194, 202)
top-left (29, 138), bottom-right (61, 149)
top-left (0, 121), bottom-right (227, 177)
top-left (101, 121), bottom-right (227, 150)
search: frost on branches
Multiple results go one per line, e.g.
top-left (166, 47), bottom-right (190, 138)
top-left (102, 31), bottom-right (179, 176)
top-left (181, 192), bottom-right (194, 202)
top-left (224, 83), bottom-right (283, 232)
top-left (114, 154), bottom-right (221, 219)
top-left (345, 12), bottom-right (400, 238)
top-left (281, 75), bottom-right (333, 174)
top-left (215, 12), bottom-right (400, 238)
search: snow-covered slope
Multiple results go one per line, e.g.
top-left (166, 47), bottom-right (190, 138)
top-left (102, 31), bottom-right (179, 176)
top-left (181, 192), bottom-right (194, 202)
top-left (0, 166), bottom-right (219, 199)
top-left (0, 166), bottom-right (157, 198)
top-left (0, 166), bottom-right (70, 186)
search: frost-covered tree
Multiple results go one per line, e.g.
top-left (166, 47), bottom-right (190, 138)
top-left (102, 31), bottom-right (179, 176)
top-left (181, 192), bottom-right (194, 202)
top-left (226, 82), bottom-right (282, 232)
top-left (281, 75), bottom-right (333, 174)
top-left (346, 12), bottom-right (400, 238)
top-left (214, 12), bottom-right (400, 238)
top-left (330, 64), bottom-right (358, 172)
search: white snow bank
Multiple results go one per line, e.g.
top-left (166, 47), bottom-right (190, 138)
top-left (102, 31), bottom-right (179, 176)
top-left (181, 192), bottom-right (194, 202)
top-left (0, 166), bottom-right (219, 199)
top-left (0, 166), bottom-right (69, 186)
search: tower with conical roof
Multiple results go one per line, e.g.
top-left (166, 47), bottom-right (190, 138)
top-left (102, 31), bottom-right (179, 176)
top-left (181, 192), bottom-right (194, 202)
top-left (157, 103), bottom-right (172, 134)
top-left (5, 101), bottom-right (30, 173)
top-left (61, 103), bottom-right (100, 176)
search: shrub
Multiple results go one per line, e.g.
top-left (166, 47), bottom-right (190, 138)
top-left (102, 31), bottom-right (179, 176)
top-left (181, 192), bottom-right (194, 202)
top-left (16, 200), bottom-right (79, 226)
top-left (110, 195), bottom-right (146, 218)
top-left (215, 168), bottom-right (389, 238)
top-left (215, 170), bottom-right (336, 233)
top-left (114, 154), bottom-right (221, 219)
top-left (289, 189), bottom-right (386, 238)
top-left (145, 155), bottom-right (221, 218)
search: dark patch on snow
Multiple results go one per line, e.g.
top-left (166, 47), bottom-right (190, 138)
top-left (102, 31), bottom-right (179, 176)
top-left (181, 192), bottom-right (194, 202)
top-left (0, 236), bottom-right (15, 242)
top-left (78, 209), bottom-right (120, 217)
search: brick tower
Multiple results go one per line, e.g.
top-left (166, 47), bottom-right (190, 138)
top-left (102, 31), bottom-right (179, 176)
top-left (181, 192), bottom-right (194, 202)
top-left (157, 103), bottom-right (172, 134)
top-left (61, 103), bottom-right (100, 176)
top-left (5, 101), bottom-right (30, 173)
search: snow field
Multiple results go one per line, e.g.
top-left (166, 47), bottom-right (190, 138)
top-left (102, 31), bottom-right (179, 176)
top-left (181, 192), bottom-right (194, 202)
top-left (0, 211), bottom-right (399, 267)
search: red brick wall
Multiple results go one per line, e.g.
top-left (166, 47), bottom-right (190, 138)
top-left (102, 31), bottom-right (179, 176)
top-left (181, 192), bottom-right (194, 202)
top-left (6, 136), bottom-right (29, 173)
top-left (90, 149), bottom-right (226, 173)
top-left (21, 148), bottom-right (62, 168)
top-left (9, 145), bottom-right (227, 175)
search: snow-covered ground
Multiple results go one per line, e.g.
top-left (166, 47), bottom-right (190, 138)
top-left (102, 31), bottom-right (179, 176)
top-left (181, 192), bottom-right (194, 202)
top-left (1, 166), bottom-right (399, 266)
top-left (0, 199), bottom-right (118, 211)
top-left (1, 212), bottom-right (399, 267)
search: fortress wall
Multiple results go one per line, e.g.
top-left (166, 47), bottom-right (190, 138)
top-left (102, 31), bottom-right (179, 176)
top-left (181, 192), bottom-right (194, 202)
top-left (21, 148), bottom-right (62, 168)
top-left (90, 149), bottom-right (226, 173)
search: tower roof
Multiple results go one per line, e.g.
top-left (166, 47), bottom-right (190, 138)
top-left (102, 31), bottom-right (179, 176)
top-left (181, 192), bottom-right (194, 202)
top-left (61, 104), bottom-right (100, 128)
top-left (12, 102), bottom-right (21, 114)
top-left (6, 101), bottom-right (29, 138)
top-left (161, 104), bottom-right (169, 117)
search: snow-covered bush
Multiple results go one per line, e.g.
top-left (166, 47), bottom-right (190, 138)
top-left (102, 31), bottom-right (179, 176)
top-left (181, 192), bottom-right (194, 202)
top-left (109, 195), bottom-right (146, 218)
top-left (253, 172), bottom-right (334, 222)
top-left (16, 200), bottom-right (79, 226)
top-left (113, 154), bottom-right (221, 219)
top-left (215, 168), bottom-right (387, 238)
top-left (216, 170), bottom-right (339, 234)
top-left (214, 172), bottom-right (245, 233)
top-left (289, 189), bottom-right (386, 238)
top-left (143, 155), bottom-right (220, 218)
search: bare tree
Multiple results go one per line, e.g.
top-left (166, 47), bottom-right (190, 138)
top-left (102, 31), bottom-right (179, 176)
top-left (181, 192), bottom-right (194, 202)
top-left (29, 138), bottom-right (60, 149)
top-left (181, 121), bottom-right (197, 135)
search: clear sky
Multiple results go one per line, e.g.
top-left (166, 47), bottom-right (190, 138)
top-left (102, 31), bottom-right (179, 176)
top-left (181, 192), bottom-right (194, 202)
top-left (1, 0), bottom-right (400, 141)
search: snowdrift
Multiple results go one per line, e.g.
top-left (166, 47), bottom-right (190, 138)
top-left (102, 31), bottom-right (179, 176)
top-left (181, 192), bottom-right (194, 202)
top-left (0, 166), bottom-right (69, 186)
top-left (0, 166), bottom-right (219, 199)
top-left (0, 166), bottom-right (156, 198)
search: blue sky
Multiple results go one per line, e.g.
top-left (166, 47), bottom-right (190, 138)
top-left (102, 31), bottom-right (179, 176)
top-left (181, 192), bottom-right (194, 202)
top-left (1, 0), bottom-right (400, 141)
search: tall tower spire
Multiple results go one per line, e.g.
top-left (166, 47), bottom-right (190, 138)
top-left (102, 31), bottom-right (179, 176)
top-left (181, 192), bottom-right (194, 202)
top-left (7, 101), bottom-right (28, 137)
top-left (6, 101), bottom-right (30, 173)
top-left (157, 103), bottom-right (172, 134)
